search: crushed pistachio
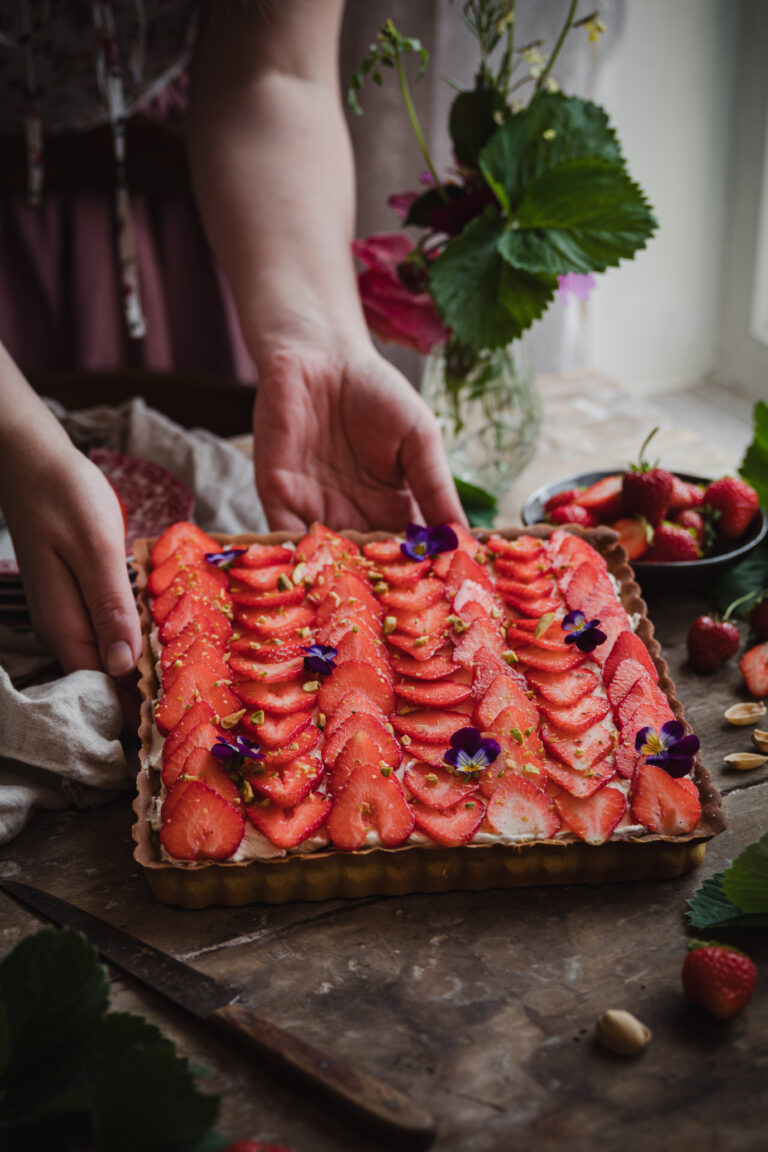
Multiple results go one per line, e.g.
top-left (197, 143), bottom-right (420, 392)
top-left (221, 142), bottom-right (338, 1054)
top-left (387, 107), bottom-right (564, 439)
top-left (317, 712), bottom-right (327, 729)
top-left (303, 680), bottom-right (320, 692)
top-left (380, 764), bottom-right (393, 778)
top-left (372, 581), bottom-right (389, 594)
top-left (383, 616), bottom-right (397, 635)
top-left (240, 779), bottom-right (255, 805)
top-left (425, 773), bottom-right (439, 786)
top-left (400, 732), bottom-right (411, 746)
top-left (220, 708), bottom-right (246, 730)
top-left (250, 710), bottom-right (265, 726)
top-left (413, 636), bottom-right (429, 648)
top-left (509, 726), bottom-right (525, 745)
top-left (292, 562), bottom-right (308, 584)
top-left (297, 626), bottom-right (311, 639)
top-left (502, 649), bottom-right (518, 664)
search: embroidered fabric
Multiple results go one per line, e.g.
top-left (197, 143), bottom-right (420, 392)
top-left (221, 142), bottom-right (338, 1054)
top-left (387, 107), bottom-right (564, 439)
top-left (0, 0), bottom-right (199, 338)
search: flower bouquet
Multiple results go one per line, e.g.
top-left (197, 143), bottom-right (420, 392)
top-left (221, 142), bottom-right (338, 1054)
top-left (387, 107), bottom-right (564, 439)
top-left (350, 2), bottom-right (657, 508)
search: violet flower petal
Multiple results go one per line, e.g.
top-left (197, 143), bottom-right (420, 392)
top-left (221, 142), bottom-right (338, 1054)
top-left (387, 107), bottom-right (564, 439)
top-left (205, 548), bottom-right (246, 569)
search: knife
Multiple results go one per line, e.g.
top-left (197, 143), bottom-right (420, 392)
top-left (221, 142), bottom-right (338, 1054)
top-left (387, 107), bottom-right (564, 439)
top-left (0, 880), bottom-right (435, 1150)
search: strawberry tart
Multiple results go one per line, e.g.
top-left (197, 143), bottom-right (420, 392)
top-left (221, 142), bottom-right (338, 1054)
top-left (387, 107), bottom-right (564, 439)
top-left (132, 521), bottom-right (725, 906)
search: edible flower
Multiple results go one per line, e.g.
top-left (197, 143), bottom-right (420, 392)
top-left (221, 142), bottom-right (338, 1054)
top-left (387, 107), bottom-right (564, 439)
top-left (204, 547), bottom-right (246, 569)
top-left (635, 721), bottom-right (700, 778)
top-left (302, 644), bottom-right (338, 676)
top-left (400, 522), bottom-right (459, 561)
top-left (212, 734), bottom-right (264, 762)
top-left (444, 726), bottom-right (500, 777)
top-left (561, 609), bottom-right (607, 653)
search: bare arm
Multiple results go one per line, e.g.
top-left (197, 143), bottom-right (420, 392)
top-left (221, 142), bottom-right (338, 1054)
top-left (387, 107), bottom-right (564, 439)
top-left (188, 0), bottom-right (464, 531)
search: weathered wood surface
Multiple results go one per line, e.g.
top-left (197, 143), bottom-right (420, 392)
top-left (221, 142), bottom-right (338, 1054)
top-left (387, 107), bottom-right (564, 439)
top-left (1, 587), bottom-right (766, 1151)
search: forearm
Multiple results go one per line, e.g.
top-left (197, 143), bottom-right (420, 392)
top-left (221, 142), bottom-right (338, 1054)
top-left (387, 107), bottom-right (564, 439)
top-left (188, 0), bottom-right (369, 370)
top-left (0, 342), bottom-right (73, 490)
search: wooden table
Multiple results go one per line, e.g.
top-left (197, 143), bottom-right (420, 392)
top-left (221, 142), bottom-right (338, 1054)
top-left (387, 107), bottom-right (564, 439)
top-left (1, 583), bottom-right (766, 1152)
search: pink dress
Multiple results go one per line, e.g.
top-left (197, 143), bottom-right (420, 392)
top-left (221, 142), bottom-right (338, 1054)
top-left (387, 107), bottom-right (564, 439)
top-left (0, 0), bottom-right (256, 382)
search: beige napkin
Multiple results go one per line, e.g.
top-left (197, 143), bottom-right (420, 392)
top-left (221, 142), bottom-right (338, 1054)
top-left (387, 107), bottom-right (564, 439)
top-left (0, 396), bottom-right (268, 845)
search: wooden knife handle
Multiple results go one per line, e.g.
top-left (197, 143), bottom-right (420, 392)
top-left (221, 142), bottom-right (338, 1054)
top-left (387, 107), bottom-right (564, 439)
top-left (209, 1002), bottom-right (435, 1149)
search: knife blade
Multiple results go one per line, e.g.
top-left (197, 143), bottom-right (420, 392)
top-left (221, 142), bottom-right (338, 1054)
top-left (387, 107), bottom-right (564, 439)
top-left (0, 880), bottom-right (435, 1150)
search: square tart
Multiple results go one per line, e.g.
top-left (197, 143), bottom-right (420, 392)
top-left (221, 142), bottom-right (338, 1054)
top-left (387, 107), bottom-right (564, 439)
top-left (131, 524), bottom-right (725, 908)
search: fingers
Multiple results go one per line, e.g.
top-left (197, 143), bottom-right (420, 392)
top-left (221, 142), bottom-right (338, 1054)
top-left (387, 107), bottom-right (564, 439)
top-left (400, 410), bottom-right (468, 527)
top-left (72, 503), bottom-right (142, 677)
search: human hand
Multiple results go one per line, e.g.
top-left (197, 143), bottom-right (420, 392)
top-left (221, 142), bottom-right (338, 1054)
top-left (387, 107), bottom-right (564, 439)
top-left (252, 341), bottom-right (466, 532)
top-left (3, 444), bottom-right (141, 679)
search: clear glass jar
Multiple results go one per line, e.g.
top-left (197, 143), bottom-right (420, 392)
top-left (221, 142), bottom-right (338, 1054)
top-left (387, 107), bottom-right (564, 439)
top-left (421, 340), bottom-right (540, 497)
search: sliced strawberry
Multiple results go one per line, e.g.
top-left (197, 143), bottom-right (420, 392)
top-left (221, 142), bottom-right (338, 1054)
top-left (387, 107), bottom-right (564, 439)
top-left (228, 564), bottom-right (293, 591)
top-left (606, 660), bottom-right (654, 709)
top-left (485, 773), bottom-right (560, 839)
top-left (583, 613), bottom-right (626, 667)
top-left (229, 633), bottom-right (306, 662)
top-left (295, 523), bottom-right (355, 563)
top-left (630, 762), bottom-right (702, 835)
top-left (248, 753), bottom-right (325, 808)
top-left (474, 673), bottom-right (538, 731)
top-left (740, 642), bottom-right (768, 698)
top-left (493, 555), bottom-right (552, 582)
top-left (315, 614), bottom-right (381, 650)
top-left (539, 694), bottom-right (611, 736)
top-left (443, 550), bottom-right (494, 599)
top-left (554, 785), bottom-right (626, 843)
top-left (240, 709), bottom-right (313, 748)
top-left (609, 517), bottom-right (651, 561)
top-left (246, 791), bottom-right (331, 849)
top-left (540, 722), bottom-right (615, 771)
top-left (394, 676), bottom-right (473, 709)
top-left (326, 763), bottom-right (415, 849)
top-left (149, 554), bottom-right (229, 598)
top-left (322, 713), bottom-right (402, 770)
top-left (392, 599), bottom-right (451, 639)
top-left (471, 646), bottom-right (526, 699)
top-left (237, 543), bottom-right (295, 569)
top-left (617, 680), bottom-right (674, 732)
top-left (411, 795), bottom-right (485, 845)
top-left (323, 688), bottom-right (387, 738)
top-left (514, 645), bottom-right (587, 672)
top-left (162, 647), bottom-right (230, 692)
top-left (404, 763), bottom-right (479, 809)
top-left (378, 578), bottom-right (445, 612)
top-left (314, 572), bottom-right (382, 625)
top-left (161, 721), bottom-right (224, 788)
top-left (159, 592), bottom-right (233, 645)
top-left (234, 604), bottom-right (315, 639)
top-left (228, 653), bottom-right (305, 684)
top-left (559, 559), bottom-right (610, 610)
top-left (160, 626), bottom-right (226, 672)
top-left (477, 741), bottom-right (548, 797)
top-left (389, 649), bottom-right (458, 681)
top-left (362, 538), bottom-right (406, 564)
top-left (524, 666), bottom-right (598, 707)
top-left (402, 740), bottom-right (451, 768)
top-left (155, 663), bottom-right (239, 734)
top-left (452, 582), bottom-right (503, 619)
top-left (160, 779), bottom-right (244, 861)
top-left (257, 723), bottom-right (321, 768)
top-left (506, 626), bottom-right (573, 653)
top-left (501, 593), bottom-right (562, 618)
top-left (676, 776), bottom-right (700, 799)
top-left (549, 528), bottom-right (607, 568)
top-left (614, 739), bottom-right (644, 779)
top-left (496, 575), bottom-right (556, 601)
top-left (486, 706), bottom-right (540, 752)
top-left (452, 619), bottom-right (506, 666)
top-left (387, 631), bottom-right (449, 661)
top-left (233, 678), bottom-right (317, 715)
top-left (326, 730), bottom-right (386, 794)
top-left (574, 474), bottom-right (624, 520)
top-left (317, 661), bottom-right (395, 715)
top-left (391, 709), bottom-right (468, 744)
top-left (333, 628), bottom-right (388, 668)
top-left (163, 700), bottom-right (217, 761)
top-left (230, 584), bottom-right (306, 610)
top-left (374, 559), bottom-right (431, 586)
top-left (150, 522), bottom-right (221, 570)
top-left (487, 534), bottom-right (545, 561)
top-left (178, 747), bottom-right (243, 806)
top-left (543, 755), bottom-right (615, 798)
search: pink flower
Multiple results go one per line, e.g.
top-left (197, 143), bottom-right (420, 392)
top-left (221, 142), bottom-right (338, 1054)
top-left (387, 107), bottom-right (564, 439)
top-left (556, 272), bottom-right (596, 303)
top-left (352, 233), bottom-right (450, 355)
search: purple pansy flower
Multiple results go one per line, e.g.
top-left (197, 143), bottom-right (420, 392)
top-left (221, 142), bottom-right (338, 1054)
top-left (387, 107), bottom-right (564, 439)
top-left (302, 644), bottom-right (338, 677)
top-left (205, 547), bottom-right (246, 569)
top-left (634, 721), bottom-right (700, 778)
top-left (561, 609), bottom-right (607, 653)
top-left (444, 726), bottom-right (501, 777)
top-left (400, 522), bottom-right (459, 561)
top-left (212, 734), bottom-right (264, 762)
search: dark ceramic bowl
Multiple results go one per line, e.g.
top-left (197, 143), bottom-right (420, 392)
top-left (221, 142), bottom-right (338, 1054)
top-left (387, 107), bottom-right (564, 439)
top-left (521, 470), bottom-right (768, 594)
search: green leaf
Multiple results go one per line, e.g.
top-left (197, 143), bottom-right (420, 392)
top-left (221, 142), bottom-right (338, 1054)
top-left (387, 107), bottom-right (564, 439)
top-left (712, 537), bottom-right (768, 616)
top-left (739, 399), bottom-right (768, 509)
top-left (686, 873), bottom-right (745, 932)
top-left (0, 928), bottom-right (109, 1081)
top-left (454, 476), bottom-right (498, 528)
top-left (430, 209), bottom-right (556, 348)
top-left (449, 87), bottom-right (506, 168)
top-left (499, 159), bottom-right (657, 276)
top-left (479, 92), bottom-right (624, 212)
top-left (721, 832), bottom-right (768, 913)
top-left (90, 1013), bottom-right (219, 1152)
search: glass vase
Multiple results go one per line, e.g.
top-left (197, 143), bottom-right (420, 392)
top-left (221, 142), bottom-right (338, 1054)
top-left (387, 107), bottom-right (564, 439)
top-left (421, 340), bottom-right (541, 497)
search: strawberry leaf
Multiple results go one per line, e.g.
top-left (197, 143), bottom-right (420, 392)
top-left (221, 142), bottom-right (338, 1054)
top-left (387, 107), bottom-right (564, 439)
top-left (739, 399), bottom-right (768, 510)
top-left (454, 476), bottom-right (498, 528)
top-left (721, 831), bottom-right (768, 913)
top-left (686, 873), bottom-right (748, 932)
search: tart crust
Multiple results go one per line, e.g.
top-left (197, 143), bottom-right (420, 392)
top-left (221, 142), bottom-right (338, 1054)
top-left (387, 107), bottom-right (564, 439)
top-left (131, 525), bottom-right (726, 908)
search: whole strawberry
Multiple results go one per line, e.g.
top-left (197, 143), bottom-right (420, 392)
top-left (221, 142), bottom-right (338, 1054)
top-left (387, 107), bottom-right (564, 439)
top-left (548, 504), bottom-right (599, 527)
top-left (673, 508), bottom-right (706, 550)
top-left (750, 593), bottom-right (768, 642)
top-left (687, 613), bottom-right (740, 672)
top-left (682, 940), bottom-right (757, 1019)
top-left (622, 428), bottom-right (675, 527)
top-left (545, 487), bottom-right (584, 516)
top-left (703, 476), bottom-right (760, 539)
top-left (644, 522), bottom-right (700, 562)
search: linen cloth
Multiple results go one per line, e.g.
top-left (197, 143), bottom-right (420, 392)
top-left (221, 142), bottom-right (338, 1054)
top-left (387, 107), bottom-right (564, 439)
top-left (0, 396), bottom-right (268, 845)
